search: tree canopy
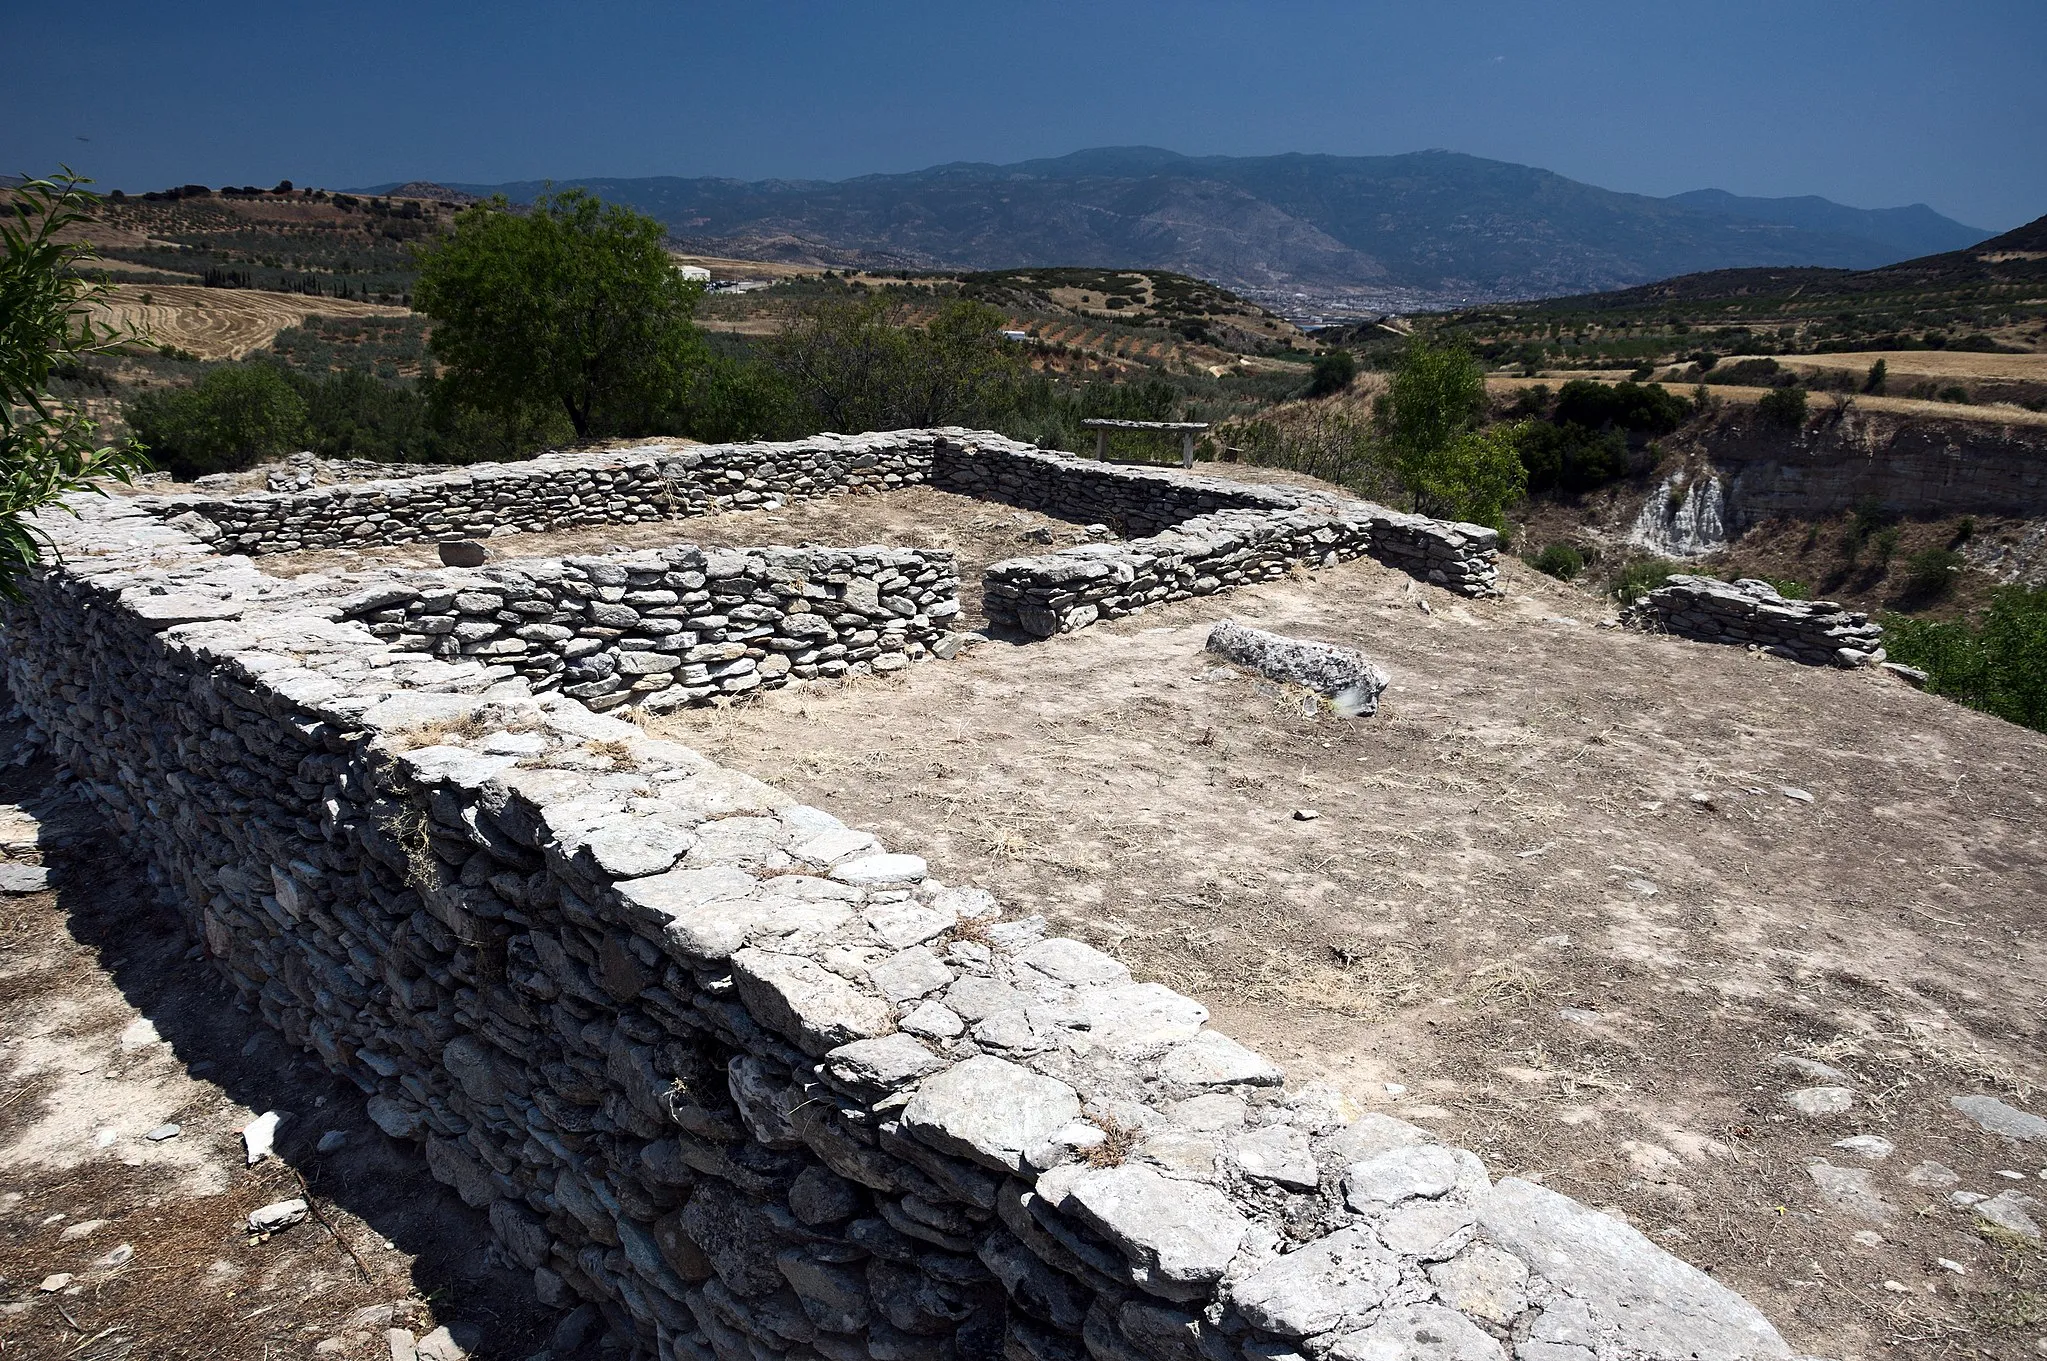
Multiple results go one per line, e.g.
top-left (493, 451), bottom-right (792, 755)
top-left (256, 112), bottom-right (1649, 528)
top-left (412, 189), bottom-right (707, 439)
top-left (1372, 338), bottom-right (1522, 526)
top-left (1375, 338), bottom-right (1487, 500)
top-left (766, 295), bottom-right (1021, 433)
top-left (124, 363), bottom-right (308, 479)
top-left (0, 171), bottom-right (151, 595)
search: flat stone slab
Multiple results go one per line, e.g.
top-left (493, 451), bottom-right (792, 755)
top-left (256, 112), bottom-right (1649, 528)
top-left (1226, 1225), bottom-right (1395, 1336)
top-left (900, 1055), bottom-right (1079, 1173)
top-left (1951, 1094), bottom-right (2047, 1142)
top-left (1478, 1177), bottom-right (1791, 1360)
top-left (0, 863), bottom-right (50, 894)
top-left (1057, 1163), bottom-right (1252, 1298)
top-left (1206, 619), bottom-right (1390, 716)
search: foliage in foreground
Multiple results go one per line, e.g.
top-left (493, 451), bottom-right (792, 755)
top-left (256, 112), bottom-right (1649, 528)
top-left (1886, 586), bottom-right (2047, 734)
top-left (0, 171), bottom-right (152, 595)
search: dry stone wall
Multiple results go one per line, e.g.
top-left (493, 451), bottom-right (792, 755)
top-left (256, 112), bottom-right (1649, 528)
top-left (0, 482), bottom-right (1804, 1361)
top-left (924, 442), bottom-right (1499, 636)
top-left (138, 433), bottom-right (1501, 640)
top-left (328, 544), bottom-right (960, 713)
top-left (1624, 575), bottom-right (1886, 668)
top-left (147, 432), bottom-right (943, 555)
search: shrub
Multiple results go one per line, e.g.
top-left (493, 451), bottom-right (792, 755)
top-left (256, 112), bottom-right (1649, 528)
top-left (1762, 577), bottom-right (1809, 600)
top-left (1904, 546), bottom-right (1963, 597)
top-left (124, 362), bottom-right (308, 478)
top-left (1532, 543), bottom-right (1584, 580)
top-left (1505, 384), bottom-right (1551, 418)
top-left (1304, 348), bottom-right (1357, 398)
top-left (1862, 358), bottom-right (1887, 394)
top-left (1757, 385), bottom-right (1808, 429)
top-left (1886, 586), bottom-right (2047, 733)
top-left (1518, 421), bottom-right (1627, 493)
top-left (1937, 384), bottom-right (1971, 404)
top-left (1610, 557), bottom-right (1688, 605)
top-left (1552, 379), bottom-right (1688, 436)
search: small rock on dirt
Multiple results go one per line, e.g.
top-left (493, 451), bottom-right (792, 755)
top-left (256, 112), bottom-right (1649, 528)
top-left (242, 1110), bottom-right (282, 1164)
top-left (317, 1129), bottom-right (348, 1153)
top-left (437, 540), bottom-right (489, 567)
top-left (1905, 1160), bottom-right (1960, 1189)
top-left (1832, 1134), bottom-right (1894, 1160)
top-left (1975, 1191), bottom-right (2044, 1239)
top-left (145, 1122), bottom-right (181, 1141)
top-left (1806, 1162), bottom-right (1893, 1224)
top-left (247, 1198), bottom-right (309, 1233)
top-left (415, 1322), bottom-right (480, 1361)
top-left (1782, 1086), bottom-right (1854, 1117)
top-left (38, 1273), bottom-right (73, 1292)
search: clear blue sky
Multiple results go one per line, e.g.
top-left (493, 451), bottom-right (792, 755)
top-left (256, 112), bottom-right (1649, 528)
top-left (9, 0), bottom-right (2044, 230)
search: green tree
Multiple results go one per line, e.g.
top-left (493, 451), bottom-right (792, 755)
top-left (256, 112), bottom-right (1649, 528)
top-left (767, 294), bottom-right (911, 433)
top-left (0, 171), bottom-right (152, 594)
top-left (1414, 422), bottom-right (1528, 530)
top-left (894, 300), bottom-right (1022, 428)
top-left (412, 189), bottom-right (707, 440)
top-left (1757, 385), bottom-right (1808, 429)
top-left (1373, 338), bottom-right (1488, 512)
top-left (124, 363), bottom-right (308, 478)
top-left (1305, 348), bottom-right (1357, 398)
top-left (1862, 358), bottom-right (1887, 394)
top-left (765, 295), bottom-right (1020, 433)
top-left (1887, 586), bottom-right (2047, 733)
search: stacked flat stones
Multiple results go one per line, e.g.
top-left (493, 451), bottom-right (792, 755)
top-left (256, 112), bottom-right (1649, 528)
top-left (982, 507), bottom-right (1376, 638)
top-left (1625, 575), bottom-right (1886, 668)
top-left (0, 471), bottom-right (1799, 1361)
top-left (932, 442), bottom-right (1500, 635)
top-left (333, 545), bottom-right (959, 712)
top-left (147, 432), bottom-right (943, 555)
top-left (137, 432), bottom-right (1503, 638)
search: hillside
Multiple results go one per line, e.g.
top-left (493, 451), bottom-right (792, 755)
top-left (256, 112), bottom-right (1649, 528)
top-left (398, 148), bottom-right (1992, 312)
top-left (1403, 213), bottom-right (2047, 381)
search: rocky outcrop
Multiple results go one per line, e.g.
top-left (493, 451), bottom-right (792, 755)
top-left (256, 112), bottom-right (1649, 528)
top-left (1624, 575), bottom-right (1885, 667)
top-left (0, 455), bottom-right (1799, 1361)
top-left (1694, 410), bottom-right (2047, 525)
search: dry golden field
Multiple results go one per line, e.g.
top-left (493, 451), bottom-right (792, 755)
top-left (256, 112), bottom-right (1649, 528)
top-left (91, 284), bottom-right (411, 361)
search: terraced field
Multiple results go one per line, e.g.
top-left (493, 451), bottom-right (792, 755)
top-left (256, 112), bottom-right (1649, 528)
top-left (92, 284), bottom-right (411, 361)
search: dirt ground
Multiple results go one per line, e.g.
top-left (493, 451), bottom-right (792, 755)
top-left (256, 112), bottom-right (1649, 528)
top-left (637, 505), bottom-right (2047, 1358)
top-left (0, 711), bottom-right (576, 1361)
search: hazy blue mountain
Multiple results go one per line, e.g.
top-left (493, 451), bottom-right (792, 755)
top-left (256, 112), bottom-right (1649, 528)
top-left (374, 149), bottom-right (1995, 305)
top-left (1664, 188), bottom-right (1990, 261)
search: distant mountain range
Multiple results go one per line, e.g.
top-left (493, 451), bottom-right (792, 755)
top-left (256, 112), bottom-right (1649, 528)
top-left (367, 148), bottom-right (1996, 311)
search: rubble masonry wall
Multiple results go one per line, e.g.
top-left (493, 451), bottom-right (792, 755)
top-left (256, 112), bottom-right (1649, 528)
top-left (326, 544), bottom-right (960, 714)
top-left (0, 452), bottom-right (1794, 1361)
top-left (1624, 575), bottom-right (1886, 668)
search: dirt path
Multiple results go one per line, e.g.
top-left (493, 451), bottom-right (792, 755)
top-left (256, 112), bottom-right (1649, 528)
top-left (0, 716), bottom-right (570, 1360)
top-left (651, 555), bottom-right (2047, 1360)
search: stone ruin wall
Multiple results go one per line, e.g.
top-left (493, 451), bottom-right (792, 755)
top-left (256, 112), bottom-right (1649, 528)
top-left (0, 437), bottom-right (1806, 1361)
top-left (1623, 575), bottom-right (1886, 669)
top-left (136, 432), bottom-right (1501, 650)
top-left (931, 447), bottom-right (1499, 637)
top-left (328, 544), bottom-right (960, 714)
